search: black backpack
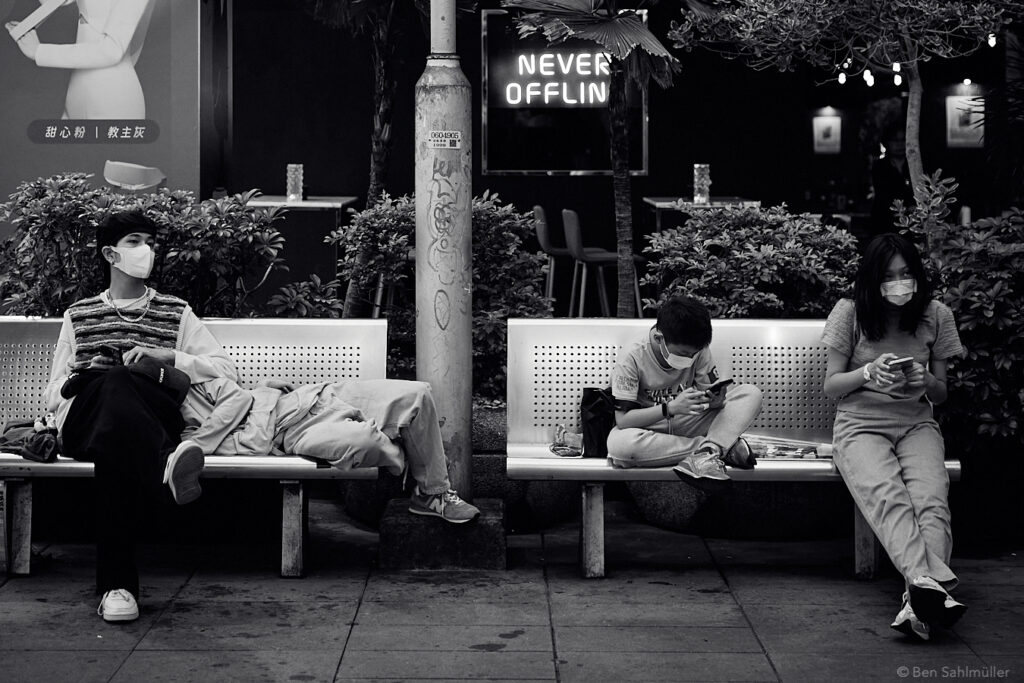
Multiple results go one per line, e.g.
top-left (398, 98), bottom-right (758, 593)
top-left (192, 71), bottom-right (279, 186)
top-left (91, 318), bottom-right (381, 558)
top-left (580, 387), bottom-right (616, 458)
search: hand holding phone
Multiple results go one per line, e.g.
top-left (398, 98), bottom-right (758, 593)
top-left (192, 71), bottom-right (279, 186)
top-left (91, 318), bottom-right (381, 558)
top-left (887, 356), bottom-right (915, 373)
top-left (705, 378), bottom-right (734, 409)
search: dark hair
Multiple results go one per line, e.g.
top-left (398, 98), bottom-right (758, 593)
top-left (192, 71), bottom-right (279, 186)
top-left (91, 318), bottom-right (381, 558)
top-left (96, 210), bottom-right (157, 279)
top-left (656, 295), bottom-right (712, 348)
top-left (854, 233), bottom-right (931, 341)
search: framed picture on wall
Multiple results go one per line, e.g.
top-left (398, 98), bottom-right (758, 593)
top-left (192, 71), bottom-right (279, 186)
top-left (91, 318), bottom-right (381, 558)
top-left (812, 115), bottom-right (842, 154)
top-left (945, 95), bottom-right (984, 148)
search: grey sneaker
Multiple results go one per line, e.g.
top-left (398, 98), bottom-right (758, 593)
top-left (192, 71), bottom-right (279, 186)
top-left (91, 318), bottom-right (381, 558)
top-left (409, 487), bottom-right (481, 524)
top-left (163, 439), bottom-right (204, 505)
top-left (97, 589), bottom-right (139, 623)
top-left (722, 437), bottom-right (756, 470)
top-left (673, 447), bottom-right (730, 481)
top-left (891, 592), bottom-right (930, 641)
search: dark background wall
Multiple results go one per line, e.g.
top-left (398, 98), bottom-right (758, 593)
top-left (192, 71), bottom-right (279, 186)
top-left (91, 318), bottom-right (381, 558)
top-left (220, 0), bottom-right (1006, 241)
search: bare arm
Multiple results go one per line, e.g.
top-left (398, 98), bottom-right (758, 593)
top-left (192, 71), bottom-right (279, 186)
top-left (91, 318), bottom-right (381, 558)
top-left (823, 348), bottom-right (899, 399)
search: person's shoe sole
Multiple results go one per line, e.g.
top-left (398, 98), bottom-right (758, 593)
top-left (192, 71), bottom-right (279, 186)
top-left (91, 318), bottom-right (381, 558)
top-left (101, 609), bottom-right (139, 623)
top-left (890, 619), bottom-right (929, 641)
top-left (408, 505), bottom-right (478, 524)
top-left (938, 600), bottom-right (967, 629)
top-left (909, 584), bottom-right (947, 624)
top-left (164, 443), bottom-right (204, 505)
top-left (673, 465), bottom-right (731, 482)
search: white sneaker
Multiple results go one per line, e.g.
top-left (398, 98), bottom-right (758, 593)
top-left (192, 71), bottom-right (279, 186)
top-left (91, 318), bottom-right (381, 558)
top-left (97, 589), bottom-right (139, 623)
top-left (163, 440), bottom-right (204, 505)
top-left (891, 592), bottom-right (930, 641)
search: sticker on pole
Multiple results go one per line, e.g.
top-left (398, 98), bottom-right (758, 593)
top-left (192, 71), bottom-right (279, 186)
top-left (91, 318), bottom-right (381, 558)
top-left (428, 130), bottom-right (462, 149)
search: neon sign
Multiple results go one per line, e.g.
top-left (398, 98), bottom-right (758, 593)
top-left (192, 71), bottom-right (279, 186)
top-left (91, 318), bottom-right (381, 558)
top-left (495, 50), bottom-right (612, 108)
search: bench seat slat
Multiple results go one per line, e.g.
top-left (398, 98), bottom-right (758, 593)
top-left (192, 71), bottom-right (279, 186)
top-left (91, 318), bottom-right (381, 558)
top-left (0, 453), bottom-right (376, 480)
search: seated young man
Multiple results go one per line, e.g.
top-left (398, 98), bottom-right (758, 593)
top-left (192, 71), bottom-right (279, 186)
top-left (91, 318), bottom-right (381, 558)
top-left (607, 295), bottom-right (763, 481)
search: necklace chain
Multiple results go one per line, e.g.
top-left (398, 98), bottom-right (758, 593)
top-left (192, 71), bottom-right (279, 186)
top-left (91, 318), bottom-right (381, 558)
top-left (103, 287), bottom-right (152, 323)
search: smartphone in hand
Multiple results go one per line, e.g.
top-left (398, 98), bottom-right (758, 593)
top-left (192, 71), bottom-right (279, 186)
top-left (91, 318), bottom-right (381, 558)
top-left (888, 356), bottom-right (914, 373)
top-left (705, 378), bottom-right (734, 409)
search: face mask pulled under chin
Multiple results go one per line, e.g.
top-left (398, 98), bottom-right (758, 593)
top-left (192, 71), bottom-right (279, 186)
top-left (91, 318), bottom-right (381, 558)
top-left (880, 278), bottom-right (917, 306)
top-left (658, 338), bottom-right (695, 370)
top-left (110, 244), bottom-right (154, 280)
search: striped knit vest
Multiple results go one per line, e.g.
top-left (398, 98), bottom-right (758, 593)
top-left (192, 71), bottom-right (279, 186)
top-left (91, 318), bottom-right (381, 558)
top-left (68, 291), bottom-right (187, 363)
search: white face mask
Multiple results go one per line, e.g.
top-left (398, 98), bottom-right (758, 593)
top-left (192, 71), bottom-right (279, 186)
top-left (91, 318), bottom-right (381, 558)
top-left (880, 278), bottom-right (917, 306)
top-left (657, 337), bottom-right (695, 370)
top-left (109, 244), bottom-right (154, 280)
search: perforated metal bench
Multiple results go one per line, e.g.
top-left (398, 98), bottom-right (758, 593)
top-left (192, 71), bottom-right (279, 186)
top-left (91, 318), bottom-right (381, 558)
top-left (0, 316), bottom-right (387, 577)
top-left (506, 318), bottom-right (962, 578)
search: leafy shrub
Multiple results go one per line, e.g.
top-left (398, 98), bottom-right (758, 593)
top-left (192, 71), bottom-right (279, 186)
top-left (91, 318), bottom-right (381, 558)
top-left (643, 205), bottom-right (859, 317)
top-left (897, 176), bottom-right (1024, 445)
top-left (0, 173), bottom-right (110, 315)
top-left (0, 174), bottom-right (286, 317)
top-left (266, 274), bottom-right (346, 318)
top-left (328, 191), bottom-right (552, 399)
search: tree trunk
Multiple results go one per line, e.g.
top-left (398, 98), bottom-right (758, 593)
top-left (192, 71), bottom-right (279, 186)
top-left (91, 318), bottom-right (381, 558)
top-left (904, 62), bottom-right (926, 204)
top-left (343, 1), bottom-right (397, 318)
top-left (608, 63), bottom-right (636, 318)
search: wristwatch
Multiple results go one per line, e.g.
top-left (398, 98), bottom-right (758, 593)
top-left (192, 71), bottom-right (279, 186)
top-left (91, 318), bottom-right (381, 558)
top-left (661, 402), bottom-right (670, 418)
top-left (862, 364), bottom-right (872, 382)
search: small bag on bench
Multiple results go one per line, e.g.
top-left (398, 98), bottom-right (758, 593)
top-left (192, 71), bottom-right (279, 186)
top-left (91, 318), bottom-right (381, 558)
top-left (580, 387), bottom-right (616, 458)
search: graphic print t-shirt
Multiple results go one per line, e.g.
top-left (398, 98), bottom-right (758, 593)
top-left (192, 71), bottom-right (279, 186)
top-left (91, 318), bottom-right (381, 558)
top-left (610, 335), bottom-right (717, 409)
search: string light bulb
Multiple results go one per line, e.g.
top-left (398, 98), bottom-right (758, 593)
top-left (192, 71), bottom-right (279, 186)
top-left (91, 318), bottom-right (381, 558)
top-left (863, 69), bottom-right (872, 82)
top-left (838, 72), bottom-right (847, 84)
top-left (892, 62), bottom-right (901, 73)
top-left (894, 74), bottom-right (902, 86)
top-left (988, 33), bottom-right (997, 47)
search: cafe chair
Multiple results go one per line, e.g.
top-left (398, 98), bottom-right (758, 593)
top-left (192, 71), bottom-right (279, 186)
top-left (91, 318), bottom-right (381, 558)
top-left (534, 205), bottom-right (604, 314)
top-left (562, 208), bottom-right (643, 318)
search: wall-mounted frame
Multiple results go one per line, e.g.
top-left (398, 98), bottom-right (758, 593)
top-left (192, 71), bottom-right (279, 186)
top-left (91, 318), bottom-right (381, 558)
top-left (812, 115), bottom-right (842, 154)
top-left (945, 95), bottom-right (984, 148)
top-left (481, 9), bottom-right (648, 176)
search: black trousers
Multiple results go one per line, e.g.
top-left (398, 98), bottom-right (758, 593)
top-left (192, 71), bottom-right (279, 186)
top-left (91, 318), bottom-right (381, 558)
top-left (62, 366), bottom-right (183, 599)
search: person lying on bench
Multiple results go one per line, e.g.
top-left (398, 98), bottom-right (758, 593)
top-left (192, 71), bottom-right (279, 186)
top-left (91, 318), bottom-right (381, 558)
top-left (169, 374), bottom-right (480, 526)
top-left (43, 210), bottom-right (237, 625)
top-left (822, 233), bottom-right (966, 642)
top-left (607, 295), bottom-right (763, 481)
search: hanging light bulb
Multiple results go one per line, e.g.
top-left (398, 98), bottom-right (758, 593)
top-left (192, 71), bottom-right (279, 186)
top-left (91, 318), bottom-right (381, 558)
top-left (894, 74), bottom-right (902, 86)
top-left (863, 69), bottom-right (872, 82)
top-left (865, 73), bottom-right (875, 87)
top-left (988, 33), bottom-right (997, 47)
top-left (963, 78), bottom-right (972, 86)
top-left (838, 72), bottom-right (847, 84)
top-left (892, 62), bottom-right (901, 73)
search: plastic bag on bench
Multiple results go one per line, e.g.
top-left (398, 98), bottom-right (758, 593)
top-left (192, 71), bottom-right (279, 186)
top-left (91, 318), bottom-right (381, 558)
top-left (580, 387), bottom-right (616, 458)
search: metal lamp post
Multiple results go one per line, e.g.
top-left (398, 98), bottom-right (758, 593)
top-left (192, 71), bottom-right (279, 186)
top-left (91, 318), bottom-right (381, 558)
top-left (415, 0), bottom-right (473, 497)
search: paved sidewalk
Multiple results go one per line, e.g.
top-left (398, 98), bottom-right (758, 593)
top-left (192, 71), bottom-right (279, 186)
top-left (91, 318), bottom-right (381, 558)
top-left (2, 497), bottom-right (1022, 682)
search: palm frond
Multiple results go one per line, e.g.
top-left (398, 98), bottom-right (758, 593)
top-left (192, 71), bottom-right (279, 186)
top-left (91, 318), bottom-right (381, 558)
top-left (502, 0), bottom-right (679, 83)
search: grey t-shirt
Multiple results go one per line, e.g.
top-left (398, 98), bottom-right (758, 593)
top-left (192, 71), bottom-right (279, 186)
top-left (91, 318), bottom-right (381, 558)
top-left (821, 298), bottom-right (964, 413)
top-left (611, 333), bottom-right (718, 408)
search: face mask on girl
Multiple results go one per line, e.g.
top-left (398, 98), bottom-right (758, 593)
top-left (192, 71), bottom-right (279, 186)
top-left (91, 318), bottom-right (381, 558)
top-left (880, 278), bottom-right (916, 306)
top-left (657, 337), bottom-right (695, 370)
top-left (109, 244), bottom-right (154, 280)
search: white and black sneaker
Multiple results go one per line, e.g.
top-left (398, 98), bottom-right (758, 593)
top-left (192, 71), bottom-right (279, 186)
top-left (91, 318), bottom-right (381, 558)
top-left (97, 589), bottom-right (139, 623)
top-left (891, 592), bottom-right (930, 641)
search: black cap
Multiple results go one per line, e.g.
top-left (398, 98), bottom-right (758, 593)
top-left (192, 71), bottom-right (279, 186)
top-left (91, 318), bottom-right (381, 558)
top-left (96, 210), bottom-right (157, 258)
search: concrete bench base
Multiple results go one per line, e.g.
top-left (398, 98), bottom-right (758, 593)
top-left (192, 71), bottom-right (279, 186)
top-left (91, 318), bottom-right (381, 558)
top-left (0, 453), bottom-right (377, 578)
top-left (505, 451), bottom-right (961, 580)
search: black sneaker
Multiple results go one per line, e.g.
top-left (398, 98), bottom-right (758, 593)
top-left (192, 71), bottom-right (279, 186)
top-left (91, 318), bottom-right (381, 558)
top-left (722, 437), bottom-right (756, 470)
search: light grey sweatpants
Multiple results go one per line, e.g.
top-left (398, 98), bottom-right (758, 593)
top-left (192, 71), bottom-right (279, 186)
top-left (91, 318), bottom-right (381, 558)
top-left (833, 407), bottom-right (956, 589)
top-left (606, 383), bottom-right (763, 468)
